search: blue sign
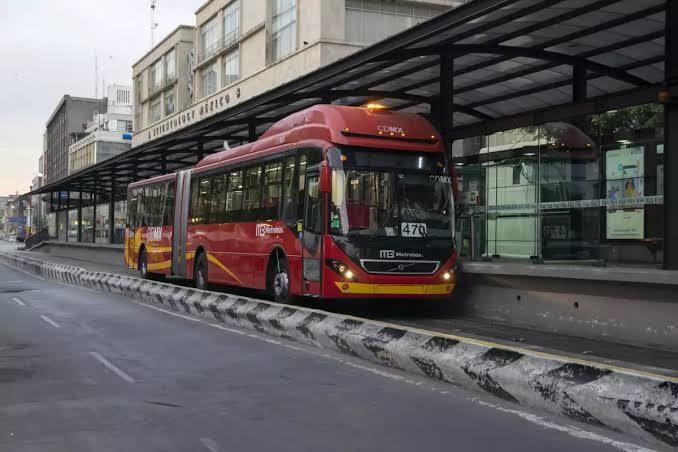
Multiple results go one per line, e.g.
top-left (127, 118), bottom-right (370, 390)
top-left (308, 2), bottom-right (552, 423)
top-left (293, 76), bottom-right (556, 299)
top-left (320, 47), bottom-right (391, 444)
top-left (8, 216), bottom-right (26, 224)
top-left (122, 133), bottom-right (132, 140)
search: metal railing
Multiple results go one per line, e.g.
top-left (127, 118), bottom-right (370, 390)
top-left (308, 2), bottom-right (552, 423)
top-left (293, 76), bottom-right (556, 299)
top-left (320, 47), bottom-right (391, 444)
top-left (25, 227), bottom-right (49, 250)
top-left (197, 30), bottom-right (239, 64)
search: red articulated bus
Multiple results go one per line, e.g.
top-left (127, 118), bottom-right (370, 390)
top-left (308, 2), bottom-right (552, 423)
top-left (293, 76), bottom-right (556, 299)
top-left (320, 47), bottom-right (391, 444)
top-left (125, 104), bottom-right (457, 303)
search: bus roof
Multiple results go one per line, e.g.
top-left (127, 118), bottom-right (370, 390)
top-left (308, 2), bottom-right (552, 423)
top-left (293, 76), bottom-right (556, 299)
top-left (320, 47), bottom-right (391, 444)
top-left (195, 105), bottom-right (442, 169)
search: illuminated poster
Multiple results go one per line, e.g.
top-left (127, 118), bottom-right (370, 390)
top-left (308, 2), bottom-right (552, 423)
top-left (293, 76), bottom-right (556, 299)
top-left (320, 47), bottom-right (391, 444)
top-left (606, 146), bottom-right (644, 179)
top-left (605, 146), bottom-right (644, 239)
top-left (606, 209), bottom-right (644, 239)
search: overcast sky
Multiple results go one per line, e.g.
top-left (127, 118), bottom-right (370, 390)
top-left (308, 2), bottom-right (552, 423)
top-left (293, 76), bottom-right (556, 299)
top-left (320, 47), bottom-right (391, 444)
top-left (0, 0), bottom-right (198, 195)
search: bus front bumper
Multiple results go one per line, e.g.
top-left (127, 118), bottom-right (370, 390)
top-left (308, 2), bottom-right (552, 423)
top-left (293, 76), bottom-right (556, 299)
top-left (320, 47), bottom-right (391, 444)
top-left (333, 282), bottom-right (455, 296)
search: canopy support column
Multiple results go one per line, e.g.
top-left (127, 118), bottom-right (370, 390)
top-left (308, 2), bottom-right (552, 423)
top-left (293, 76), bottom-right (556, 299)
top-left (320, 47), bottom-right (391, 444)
top-left (664, 0), bottom-right (678, 269)
top-left (109, 175), bottom-right (116, 244)
top-left (439, 53), bottom-right (454, 156)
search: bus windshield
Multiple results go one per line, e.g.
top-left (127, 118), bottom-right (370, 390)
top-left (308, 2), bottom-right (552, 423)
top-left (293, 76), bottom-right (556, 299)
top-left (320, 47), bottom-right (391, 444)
top-left (329, 150), bottom-right (454, 239)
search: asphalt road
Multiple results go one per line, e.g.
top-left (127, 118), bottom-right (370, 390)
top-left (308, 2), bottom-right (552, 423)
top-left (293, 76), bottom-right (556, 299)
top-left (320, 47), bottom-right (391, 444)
top-left (0, 257), bottom-right (656, 452)
top-left (16, 244), bottom-right (678, 378)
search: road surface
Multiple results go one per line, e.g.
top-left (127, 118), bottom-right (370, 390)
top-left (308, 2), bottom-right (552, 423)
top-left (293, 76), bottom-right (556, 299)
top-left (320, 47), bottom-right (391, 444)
top-left (0, 256), bottom-right (654, 451)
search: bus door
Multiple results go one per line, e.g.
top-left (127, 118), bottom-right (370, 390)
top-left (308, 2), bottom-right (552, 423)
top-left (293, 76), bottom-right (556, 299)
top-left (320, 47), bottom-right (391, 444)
top-left (301, 169), bottom-right (323, 296)
top-left (125, 189), bottom-right (139, 268)
top-left (172, 169), bottom-right (192, 276)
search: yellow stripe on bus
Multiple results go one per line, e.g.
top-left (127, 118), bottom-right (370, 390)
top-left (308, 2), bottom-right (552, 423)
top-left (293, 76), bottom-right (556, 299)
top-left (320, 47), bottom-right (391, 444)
top-left (335, 282), bottom-right (454, 295)
top-left (148, 260), bottom-right (172, 271)
top-left (206, 253), bottom-right (243, 285)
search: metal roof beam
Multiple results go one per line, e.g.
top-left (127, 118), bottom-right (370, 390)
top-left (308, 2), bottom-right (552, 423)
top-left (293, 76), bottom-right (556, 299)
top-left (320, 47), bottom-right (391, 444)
top-left (464, 55), bottom-right (663, 109)
top-left (451, 3), bottom-right (665, 78)
top-left (383, 44), bottom-right (651, 86)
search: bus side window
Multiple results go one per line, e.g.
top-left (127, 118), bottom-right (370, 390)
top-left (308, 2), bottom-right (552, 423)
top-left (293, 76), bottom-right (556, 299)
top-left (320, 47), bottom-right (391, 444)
top-left (210, 174), bottom-right (225, 224)
top-left (225, 170), bottom-right (243, 221)
top-left (296, 154), bottom-right (307, 227)
top-left (243, 165), bottom-right (262, 221)
top-left (139, 187), bottom-right (148, 227)
top-left (151, 185), bottom-right (160, 227)
top-left (189, 178), bottom-right (199, 223)
top-left (263, 161), bottom-right (282, 220)
top-left (305, 175), bottom-right (322, 234)
top-left (127, 189), bottom-right (137, 228)
top-left (197, 177), bottom-right (212, 224)
top-left (281, 155), bottom-right (297, 227)
top-left (164, 182), bottom-right (175, 226)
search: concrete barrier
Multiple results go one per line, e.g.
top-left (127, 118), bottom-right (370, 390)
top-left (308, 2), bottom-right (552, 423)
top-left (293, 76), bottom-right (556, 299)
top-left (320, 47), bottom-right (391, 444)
top-left (2, 251), bottom-right (676, 449)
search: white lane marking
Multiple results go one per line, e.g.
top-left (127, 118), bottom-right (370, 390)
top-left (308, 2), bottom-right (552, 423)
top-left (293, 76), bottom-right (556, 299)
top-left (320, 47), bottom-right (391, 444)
top-left (89, 351), bottom-right (135, 383)
top-left (5, 280), bottom-right (23, 283)
top-left (471, 399), bottom-right (655, 452)
top-left (40, 315), bottom-right (60, 328)
top-left (0, 261), bottom-right (45, 280)
top-left (200, 438), bottom-right (221, 452)
top-left (10, 297), bottom-right (25, 306)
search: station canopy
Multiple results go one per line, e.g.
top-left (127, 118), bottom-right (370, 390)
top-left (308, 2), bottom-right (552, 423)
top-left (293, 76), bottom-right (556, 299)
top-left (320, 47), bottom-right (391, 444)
top-left (34, 0), bottom-right (667, 199)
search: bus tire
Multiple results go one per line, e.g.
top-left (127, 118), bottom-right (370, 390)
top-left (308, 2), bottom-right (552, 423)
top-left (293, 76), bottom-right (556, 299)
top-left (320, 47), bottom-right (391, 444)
top-left (139, 248), bottom-right (150, 279)
top-left (268, 252), bottom-right (291, 304)
top-left (194, 251), bottom-right (208, 290)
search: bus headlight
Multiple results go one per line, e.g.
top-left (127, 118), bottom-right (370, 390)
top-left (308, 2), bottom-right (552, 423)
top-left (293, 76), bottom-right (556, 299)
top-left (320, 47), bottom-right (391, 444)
top-left (442, 271), bottom-right (452, 281)
top-left (326, 259), bottom-right (356, 280)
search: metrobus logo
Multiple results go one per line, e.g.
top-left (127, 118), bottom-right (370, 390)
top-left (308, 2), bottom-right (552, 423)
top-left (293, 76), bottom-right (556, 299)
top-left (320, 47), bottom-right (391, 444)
top-left (256, 224), bottom-right (284, 237)
top-left (377, 125), bottom-right (404, 134)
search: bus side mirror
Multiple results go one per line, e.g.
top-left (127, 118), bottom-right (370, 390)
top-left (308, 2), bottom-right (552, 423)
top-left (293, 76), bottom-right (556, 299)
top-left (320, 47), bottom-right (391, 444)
top-left (319, 166), bottom-right (331, 193)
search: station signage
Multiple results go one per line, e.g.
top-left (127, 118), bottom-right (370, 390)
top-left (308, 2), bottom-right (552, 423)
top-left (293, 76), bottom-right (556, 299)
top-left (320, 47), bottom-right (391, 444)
top-left (135, 86), bottom-right (243, 147)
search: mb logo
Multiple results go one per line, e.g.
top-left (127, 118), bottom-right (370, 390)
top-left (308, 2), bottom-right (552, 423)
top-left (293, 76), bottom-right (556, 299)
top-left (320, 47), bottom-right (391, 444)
top-left (380, 250), bottom-right (395, 259)
top-left (256, 224), bottom-right (267, 237)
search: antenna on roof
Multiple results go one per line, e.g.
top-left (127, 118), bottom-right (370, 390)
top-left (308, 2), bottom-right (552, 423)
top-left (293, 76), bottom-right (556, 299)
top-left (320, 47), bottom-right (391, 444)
top-left (150, 0), bottom-right (159, 48)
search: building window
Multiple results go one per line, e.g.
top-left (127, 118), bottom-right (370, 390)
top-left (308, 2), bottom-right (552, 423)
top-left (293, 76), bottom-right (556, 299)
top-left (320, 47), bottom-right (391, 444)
top-left (222, 50), bottom-right (239, 87)
top-left (345, 0), bottom-right (450, 45)
top-left (201, 64), bottom-right (217, 98)
top-left (165, 49), bottom-right (176, 82)
top-left (269, 0), bottom-right (297, 63)
top-left (149, 96), bottom-right (161, 123)
top-left (135, 75), bottom-right (142, 102)
top-left (165, 91), bottom-right (175, 116)
top-left (150, 59), bottom-right (163, 91)
top-left (200, 15), bottom-right (219, 62)
top-left (116, 120), bottom-right (132, 132)
top-left (224, 0), bottom-right (240, 46)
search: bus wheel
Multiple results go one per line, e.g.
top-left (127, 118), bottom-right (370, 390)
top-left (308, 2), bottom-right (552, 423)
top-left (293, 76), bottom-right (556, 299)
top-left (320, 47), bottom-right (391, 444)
top-left (269, 255), bottom-right (290, 304)
top-left (194, 251), bottom-right (208, 290)
top-left (139, 248), bottom-right (150, 279)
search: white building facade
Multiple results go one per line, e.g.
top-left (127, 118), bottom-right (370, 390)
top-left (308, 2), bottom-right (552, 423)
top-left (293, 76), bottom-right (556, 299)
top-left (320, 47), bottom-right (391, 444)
top-left (68, 85), bottom-right (133, 175)
top-left (133, 0), bottom-right (461, 147)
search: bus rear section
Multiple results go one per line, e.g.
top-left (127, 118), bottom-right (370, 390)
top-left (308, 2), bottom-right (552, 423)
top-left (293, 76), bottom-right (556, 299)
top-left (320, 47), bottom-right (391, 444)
top-left (125, 173), bottom-right (178, 278)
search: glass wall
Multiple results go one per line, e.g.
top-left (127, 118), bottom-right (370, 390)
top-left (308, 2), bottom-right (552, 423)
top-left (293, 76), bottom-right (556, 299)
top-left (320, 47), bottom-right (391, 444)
top-left (81, 206), bottom-right (94, 243)
top-left (453, 103), bottom-right (664, 267)
top-left (67, 209), bottom-right (78, 241)
top-left (95, 203), bottom-right (110, 244)
top-left (113, 200), bottom-right (127, 244)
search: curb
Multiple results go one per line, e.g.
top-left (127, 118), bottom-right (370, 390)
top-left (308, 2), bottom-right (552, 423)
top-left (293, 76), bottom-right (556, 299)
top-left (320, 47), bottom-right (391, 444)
top-left (2, 251), bottom-right (676, 448)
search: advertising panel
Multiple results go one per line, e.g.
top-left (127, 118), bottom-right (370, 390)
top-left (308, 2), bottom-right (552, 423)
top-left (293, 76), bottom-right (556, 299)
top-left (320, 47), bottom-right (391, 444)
top-left (605, 146), bottom-right (644, 240)
top-left (606, 209), bottom-right (644, 239)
